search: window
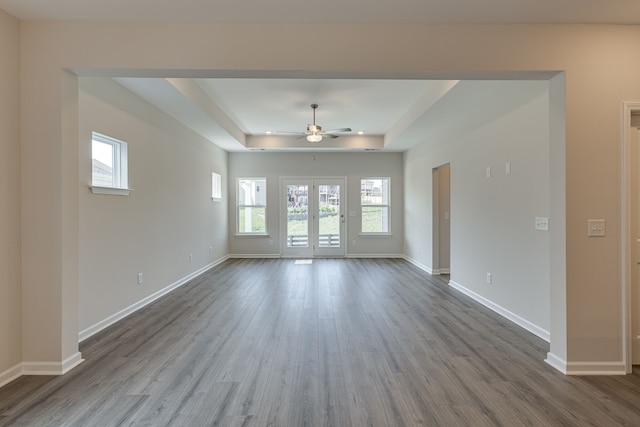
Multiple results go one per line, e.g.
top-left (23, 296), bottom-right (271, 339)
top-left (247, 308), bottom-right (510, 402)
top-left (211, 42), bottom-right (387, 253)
top-left (212, 172), bottom-right (222, 201)
top-left (361, 178), bottom-right (390, 234)
top-left (91, 132), bottom-right (129, 194)
top-left (237, 177), bottom-right (267, 234)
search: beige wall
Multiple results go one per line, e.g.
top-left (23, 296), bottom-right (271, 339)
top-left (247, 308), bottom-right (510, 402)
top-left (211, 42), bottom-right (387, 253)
top-left (78, 78), bottom-right (229, 335)
top-left (0, 9), bottom-right (21, 383)
top-left (405, 80), bottom-right (550, 337)
top-left (228, 152), bottom-right (404, 257)
top-left (4, 19), bottom-right (640, 375)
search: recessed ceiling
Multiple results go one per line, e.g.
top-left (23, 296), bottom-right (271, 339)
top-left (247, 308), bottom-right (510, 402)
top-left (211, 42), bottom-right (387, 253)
top-left (196, 79), bottom-right (438, 136)
top-left (4, 0), bottom-right (608, 152)
top-left (0, 0), bottom-right (639, 24)
top-left (114, 77), bottom-right (462, 152)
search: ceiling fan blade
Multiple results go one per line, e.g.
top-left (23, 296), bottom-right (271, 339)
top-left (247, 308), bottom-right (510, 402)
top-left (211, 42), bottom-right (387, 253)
top-left (322, 128), bottom-right (352, 133)
top-left (323, 134), bottom-right (340, 139)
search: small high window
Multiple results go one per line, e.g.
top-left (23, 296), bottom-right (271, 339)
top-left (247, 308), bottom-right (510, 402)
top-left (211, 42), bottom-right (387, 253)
top-left (212, 172), bottom-right (222, 201)
top-left (91, 132), bottom-right (129, 194)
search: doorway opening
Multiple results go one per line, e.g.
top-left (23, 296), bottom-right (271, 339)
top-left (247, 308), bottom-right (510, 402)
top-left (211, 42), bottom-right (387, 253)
top-left (624, 104), bottom-right (640, 372)
top-left (432, 164), bottom-right (451, 275)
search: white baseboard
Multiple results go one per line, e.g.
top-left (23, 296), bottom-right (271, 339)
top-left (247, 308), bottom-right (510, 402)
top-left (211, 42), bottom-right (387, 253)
top-left (439, 268), bottom-right (450, 274)
top-left (564, 360), bottom-right (626, 375)
top-left (404, 256), bottom-right (434, 274)
top-left (228, 254), bottom-right (280, 259)
top-left (347, 253), bottom-right (404, 259)
top-left (1, 352), bottom-right (85, 387)
top-left (0, 363), bottom-right (23, 388)
top-left (545, 352), bottom-right (567, 374)
top-left (448, 279), bottom-right (550, 342)
top-left (22, 352), bottom-right (84, 376)
top-left (79, 256), bottom-right (228, 342)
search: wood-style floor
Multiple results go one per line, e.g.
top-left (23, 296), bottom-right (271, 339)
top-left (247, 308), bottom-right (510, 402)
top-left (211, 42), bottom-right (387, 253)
top-left (2, 258), bottom-right (640, 426)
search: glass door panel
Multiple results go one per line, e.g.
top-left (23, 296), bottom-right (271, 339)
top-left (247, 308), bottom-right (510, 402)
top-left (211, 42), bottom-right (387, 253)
top-left (286, 184), bottom-right (309, 248)
top-left (317, 184), bottom-right (340, 248)
top-left (282, 179), bottom-right (313, 257)
top-left (314, 179), bottom-right (345, 257)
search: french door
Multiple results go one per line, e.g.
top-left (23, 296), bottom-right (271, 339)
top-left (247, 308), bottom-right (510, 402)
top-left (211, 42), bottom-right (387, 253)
top-left (281, 178), bottom-right (345, 258)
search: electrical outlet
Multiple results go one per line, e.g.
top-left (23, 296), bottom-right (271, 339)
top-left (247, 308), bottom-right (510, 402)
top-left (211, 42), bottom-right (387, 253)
top-left (209, 246), bottom-right (213, 254)
top-left (486, 272), bottom-right (492, 284)
top-left (137, 273), bottom-right (143, 285)
top-left (189, 254), bottom-right (193, 262)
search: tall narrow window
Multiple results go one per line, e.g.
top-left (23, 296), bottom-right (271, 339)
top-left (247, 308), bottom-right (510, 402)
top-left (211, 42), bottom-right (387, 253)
top-left (91, 132), bottom-right (128, 190)
top-left (212, 172), bottom-right (222, 201)
top-left (361, 177), bottom-right (390, 234)
top-left (237, 177), bottom-right (267, 234)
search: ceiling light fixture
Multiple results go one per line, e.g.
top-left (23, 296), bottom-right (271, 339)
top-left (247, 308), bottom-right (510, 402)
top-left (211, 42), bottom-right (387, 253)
top-left (357, 131), bottom-right (365, 135)
top-left (306, 133), bottom-right (323, 143)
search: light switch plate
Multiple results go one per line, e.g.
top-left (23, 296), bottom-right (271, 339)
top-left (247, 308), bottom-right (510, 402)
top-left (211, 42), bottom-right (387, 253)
top-left (587, 219), bottom-right (606, 237)
top-left (535, 217), bottom-right (549, 231)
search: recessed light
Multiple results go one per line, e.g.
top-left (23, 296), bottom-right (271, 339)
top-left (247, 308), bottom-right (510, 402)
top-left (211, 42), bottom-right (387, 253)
top-left (265, 130), bottom-right (273, 135)
top-left (357, 131), bottom-right (365, 135)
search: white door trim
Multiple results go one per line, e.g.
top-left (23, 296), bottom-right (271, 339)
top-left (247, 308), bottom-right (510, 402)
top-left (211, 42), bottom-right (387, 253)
top-left (622, 101), bottom-right (640, 373)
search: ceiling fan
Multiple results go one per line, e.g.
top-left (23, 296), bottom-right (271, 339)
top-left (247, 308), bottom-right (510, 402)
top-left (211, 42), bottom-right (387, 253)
top-left (277, 104), bottom-right (351, 142)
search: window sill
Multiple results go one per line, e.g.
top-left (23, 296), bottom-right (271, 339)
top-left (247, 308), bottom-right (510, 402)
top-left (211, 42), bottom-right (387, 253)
top-left (234, 233), bottom-right (270, 238)
top-left (358, 233), bottom-right (393, 237)
top-left (90, 186), bottom-right (133, 196)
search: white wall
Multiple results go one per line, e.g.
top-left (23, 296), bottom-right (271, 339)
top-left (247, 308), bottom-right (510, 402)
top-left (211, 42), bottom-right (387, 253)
top-left (0, 9), bottom-right (21, 385)
top-left (405, 80), bottom-right (550, 336)
top-left (228, 152), bottom-right (404, 257)
top-left (78, 78), bottom-right (229, 335)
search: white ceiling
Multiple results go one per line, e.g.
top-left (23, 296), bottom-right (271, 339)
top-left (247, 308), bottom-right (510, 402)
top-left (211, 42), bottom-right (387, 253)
top-left (4, 0), bottom-right (636, 152)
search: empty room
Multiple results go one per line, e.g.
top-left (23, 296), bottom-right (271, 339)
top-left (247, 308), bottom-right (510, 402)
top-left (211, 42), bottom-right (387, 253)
top-left (2, 0), bottom-right (640, 425)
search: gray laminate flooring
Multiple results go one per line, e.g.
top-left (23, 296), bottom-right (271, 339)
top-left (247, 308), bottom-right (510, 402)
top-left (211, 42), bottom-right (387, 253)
top-left (2, 258), bottom-right (640, 426)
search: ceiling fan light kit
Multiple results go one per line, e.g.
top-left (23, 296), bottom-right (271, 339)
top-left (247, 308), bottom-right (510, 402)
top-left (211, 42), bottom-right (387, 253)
top-left (276, 103), bottom-right (351, 143)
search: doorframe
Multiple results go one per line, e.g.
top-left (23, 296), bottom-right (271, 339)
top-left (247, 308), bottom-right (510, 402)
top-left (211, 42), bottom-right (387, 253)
top-left (432, 163), bottom-right (450, 275)
top-left (279, 176), bottom-right (347, 258)
top-left (622, 102), bottom-right (640, 373)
